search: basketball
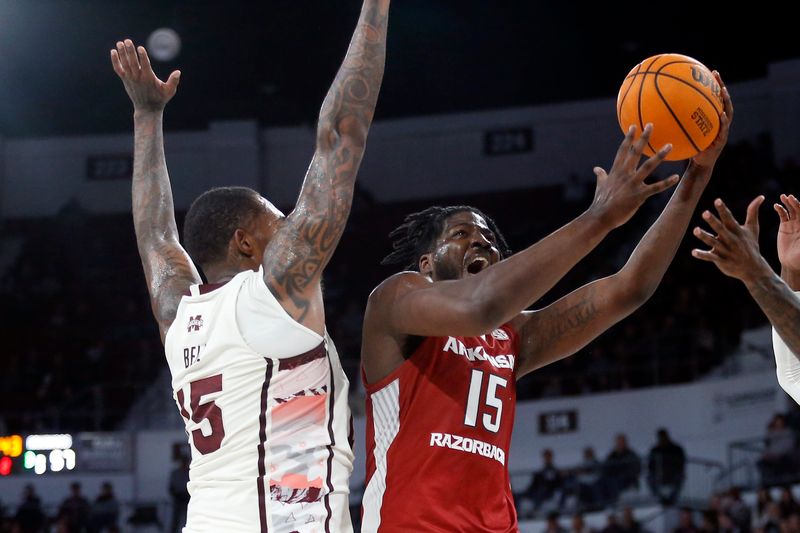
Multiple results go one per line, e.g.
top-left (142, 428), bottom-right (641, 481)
top-left (617, 53), bottom-right (724, 161)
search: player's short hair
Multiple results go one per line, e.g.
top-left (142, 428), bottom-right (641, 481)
top-left (381, 205), bottom-right (511, 271)
top-left (184, 187), bottom-right (264, 268)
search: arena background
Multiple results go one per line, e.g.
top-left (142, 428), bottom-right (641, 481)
top-left (1, 1), bottom-right (800, 532)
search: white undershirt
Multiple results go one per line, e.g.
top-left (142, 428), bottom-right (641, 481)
top-left (772, 290), bottom-right (800, 404)
top-left (235, 268), bottom-right (323, 358)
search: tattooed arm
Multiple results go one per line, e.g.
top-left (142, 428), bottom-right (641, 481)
top-left (262, 0), bottom-right (390, 333)
top-left (693, 194), bottom-right (800, 402)
top-left (111, 40), bottom-right (201, 342)
top-left (514, 75), bottom-right (733, 378)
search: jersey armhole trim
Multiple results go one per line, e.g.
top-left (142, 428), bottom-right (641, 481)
top-left (251, 266), bottom-right (324, 342)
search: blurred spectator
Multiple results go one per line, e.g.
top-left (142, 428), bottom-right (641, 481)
top-left (723, 486), bottom-right (751, 533)
top-left (647, 428), bottom-right (686, 506)
top-left (620, 507), bottom-right (646, 533)
top-left (758, 415), bottom-right (797, 487)
top-left (756, 487), bottom-right (774, 526)
top-left (756, 501), bottom-right (782, 533)
top-left (698, 510), bottom-right (717, 533)
top-left (58, 482), bottom-right (90, 533)
top-left (756, 502), bottom-right (781, 533)
top-left (169, 455), bottom-right (190, 533)
top-left (88, 482), bottom-right (119, 533)
top-left (574, 447), bottom-right (603, 510)
top-left (673, 508), bottom-right (698, 533)
top-left (782, 513), bottom-right (800, 532)
top-left (13, 484), bottom-right (44, 533)
top-left (778, 486), bottom-right (799, 518)
top-left (600, 513), bottom-right (625, 533)
top-left (523, 448), bottom-right (566, 511)
top-left (602, 434), bottom-right (641, 502)
top-left (545, 511), bottom-right (568, 533)
top-left (528, 448), bottom-right (564, 509)
top-left (571, 513), bottom-right (595, 533)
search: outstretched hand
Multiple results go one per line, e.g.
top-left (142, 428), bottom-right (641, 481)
top-left (776, 194), bottom-right (800, 274)
top-left (589, 123), bottom-right (679, 229)
top-left (692, 196), bottom-right (769, 282)
top-left (111, 39), bottom-right (180, 112)
top-left (691, 71), bottom-right (733, 170)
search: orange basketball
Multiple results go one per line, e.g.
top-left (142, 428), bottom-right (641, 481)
top-left (617, 53), bottom-right (724, 161)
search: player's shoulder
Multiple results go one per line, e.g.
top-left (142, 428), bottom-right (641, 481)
top-left (369, 271), bottom-right (432, 303)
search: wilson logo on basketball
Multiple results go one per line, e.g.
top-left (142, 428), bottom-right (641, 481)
top-left (690, 66), bottom-right (721, 97)
top-left (187, 315), bottom-right (204, 332)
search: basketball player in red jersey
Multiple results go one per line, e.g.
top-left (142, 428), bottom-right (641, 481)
top-left (111, 1), bottom-right (389, 531)
top-left (360, 73), bottom-right (732, 532)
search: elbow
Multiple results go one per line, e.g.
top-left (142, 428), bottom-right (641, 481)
top-left (470, 296), bottom-right (509, 334)
top-left (317, 116), bottom-right (368, 153)
top-left (613, 272), bottom-right (659, 310)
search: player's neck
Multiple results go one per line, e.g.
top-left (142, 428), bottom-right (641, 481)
top-left (204, 262), bottom-right (254, 285)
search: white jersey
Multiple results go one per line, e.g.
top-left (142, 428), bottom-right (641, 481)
top-left (772, 290), bottom-right (800, 405)
top-left (164, 268), bottom-right (353, 533)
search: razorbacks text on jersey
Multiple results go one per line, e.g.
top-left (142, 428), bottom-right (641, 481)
top-left (362, 324), bottom-right (520, 532)
top-left (164, 268), bottom-right (353, 533)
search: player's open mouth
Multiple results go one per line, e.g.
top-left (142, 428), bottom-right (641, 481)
top-left (466, 257), bottom-right (489, 275)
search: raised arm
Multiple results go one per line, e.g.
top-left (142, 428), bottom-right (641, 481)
top-left (262, 0), bottom-right (390, 328)
top-left (111, 40), bottom-right (201, 342)
top-left (369, 124), bottom-right (678, 339)
top-left (514, 73), bottom-right (732, 377)
top-left (693, 193), bottom-right (800, 402)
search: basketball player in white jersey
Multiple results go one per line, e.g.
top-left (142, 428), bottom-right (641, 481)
top-left (693, 193), bottom-right (800, 404)
top-left (110, 1), bottom-right (390, 531)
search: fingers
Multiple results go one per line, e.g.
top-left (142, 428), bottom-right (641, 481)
top-left (630, 123), bottom-right (653, 156)
top-left (693, 226), bottom-right (719, 249)
top-left (115, 41), bottom-right (128, 73)
top-left (643, 174), bottom-right (680, 196)
top-left (714, 71), bottom-right (734, 124)
top-left (691, 248), bottom-right (719, 264)
top-left (110, 49), bottom-right (125, 77)
top-left (115, 40), bottom-right (138, 78)
top-left (635, 143), bottom-right (672, 179)
top-left (165, 70), bottom-right (182, 92)
top-left (702, 208), bottom-right (726, 236)
top-left (744, 195), bottom-right (764, 234)
top-left (781, 193), bottom-right (800, 220)
top-left (612, 125), bottom-right (637, 169)
top-left (775, 203), bottom-right (790, 223)
top-left (713, 198), bottom-right (743, 231)
top-left (138, 46), bottom-right (153, 74)
top-left (593, 166), bottom-right (608, 181)
top-left (124, 39), bottom-right (141, 72)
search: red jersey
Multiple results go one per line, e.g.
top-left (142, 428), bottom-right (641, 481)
top-left (362, 324), bottom-right (520, 532)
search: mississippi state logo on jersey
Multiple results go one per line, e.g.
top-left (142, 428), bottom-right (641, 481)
top-left (187, 315), bottom-right (204, 332)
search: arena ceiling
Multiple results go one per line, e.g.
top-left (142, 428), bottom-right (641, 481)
top-left (0, 0), bottom-right (795, 138)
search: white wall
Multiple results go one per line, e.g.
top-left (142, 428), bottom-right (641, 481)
top-left (3, 59), bottom-right (799, 218)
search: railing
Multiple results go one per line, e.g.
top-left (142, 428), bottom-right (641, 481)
top-left (508, 455), bottom-right (725, 520)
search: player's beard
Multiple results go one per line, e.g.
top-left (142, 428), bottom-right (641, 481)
top-left (431, 254), bottom-right (462, 281)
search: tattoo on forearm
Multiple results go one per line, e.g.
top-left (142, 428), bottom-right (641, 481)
top-left (132, 112), bottom-right (199, 330)
top-left (750, 275), bottom-right (800, 355)
top-left (538, 298), bottom-right (600, 348)
top-left (265, 0), bottom-right (389, 320)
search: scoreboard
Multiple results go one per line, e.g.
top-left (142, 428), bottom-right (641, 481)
top-left (0, 433), bottom-right (132, 476)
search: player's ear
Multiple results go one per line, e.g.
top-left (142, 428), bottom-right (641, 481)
top-left (233, 228), bottom-right (255, 258)
top-left (419, 253), bottom-right (433, 276)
